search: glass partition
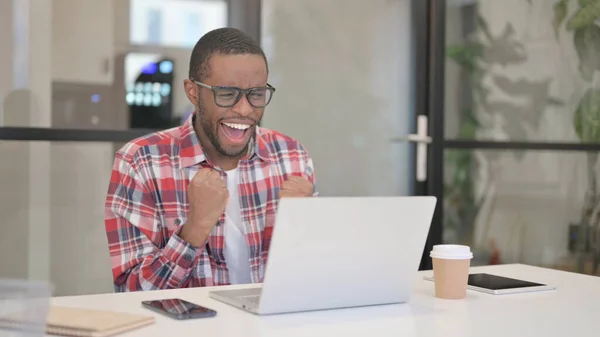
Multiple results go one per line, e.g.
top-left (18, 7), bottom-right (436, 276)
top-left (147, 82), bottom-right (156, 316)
top-left (444, 149), bottom-right (600, 276)
top-left (444, 0), bottom-right (599, 144)
top-left (443, 0), bottom-right (600, 277)
top-left (0, 141), bottom-right (120, 296)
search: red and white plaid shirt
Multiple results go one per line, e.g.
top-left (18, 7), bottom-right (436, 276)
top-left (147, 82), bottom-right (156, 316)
top-left (104, 115), bottom-right (317, 292)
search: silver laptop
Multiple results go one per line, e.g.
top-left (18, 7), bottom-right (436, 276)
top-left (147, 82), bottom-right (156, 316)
top-left (208, 196), bottom-right (437, 315)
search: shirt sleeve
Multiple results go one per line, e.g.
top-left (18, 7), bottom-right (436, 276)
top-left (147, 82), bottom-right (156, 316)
top-left (307, 156), bottom-right (318, 197)
top-left (104, 153), bottom-right (204, 292)
top-left (298, 143), bottom-right (318, 197)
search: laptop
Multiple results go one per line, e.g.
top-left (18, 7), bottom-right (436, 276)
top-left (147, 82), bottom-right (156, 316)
top-left (208, 196), bottom-right (437, 315)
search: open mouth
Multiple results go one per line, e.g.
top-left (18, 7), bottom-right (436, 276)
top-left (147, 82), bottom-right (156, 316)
top-left (220, 122), bottom-right (252, 144)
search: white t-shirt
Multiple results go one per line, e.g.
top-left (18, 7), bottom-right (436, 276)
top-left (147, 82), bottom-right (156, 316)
top-left (222, 168), bottom-right (252, 284)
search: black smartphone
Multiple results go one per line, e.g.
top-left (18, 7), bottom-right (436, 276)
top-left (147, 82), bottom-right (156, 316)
top-left (141, 298), bottom-right (217, 320)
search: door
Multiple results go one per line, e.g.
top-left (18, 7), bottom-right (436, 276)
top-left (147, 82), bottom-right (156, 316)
top-left (392, 0), bottom-right (446, 270)
top-left (260, 0), bottom-right (444, 270)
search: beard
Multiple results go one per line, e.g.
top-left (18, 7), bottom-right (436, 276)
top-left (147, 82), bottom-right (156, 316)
top-left (196, 100), bottom-right (256, 158)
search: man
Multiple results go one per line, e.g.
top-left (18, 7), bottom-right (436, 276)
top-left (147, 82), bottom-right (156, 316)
top-left (105, 28), bottom-right (317, 292)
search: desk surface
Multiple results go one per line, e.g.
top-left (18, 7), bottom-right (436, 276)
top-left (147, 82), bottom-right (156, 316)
top-left (49, 264), bottom-right (600, 337)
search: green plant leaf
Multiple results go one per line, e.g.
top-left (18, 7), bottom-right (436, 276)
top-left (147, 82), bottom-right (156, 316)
top-left (573, 25), bottom-right (600, 75)
top-left (579, 0), bottom-right (599, 7)
top-left (567, 0), bottom-right (600, 31)
top-left (573, 88), bottom-right (600, 142)
top-left (457, 109), bottom-right (480, 139)
top-left (553, 0), bottom-right (569, 39)
top-left (446, 43), bottom-right (484, 72)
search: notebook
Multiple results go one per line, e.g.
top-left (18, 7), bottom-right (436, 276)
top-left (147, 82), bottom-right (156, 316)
top-left (0, 306), bottom-right (155, 337)
top-left (45, 306), bottom-right (156, 337)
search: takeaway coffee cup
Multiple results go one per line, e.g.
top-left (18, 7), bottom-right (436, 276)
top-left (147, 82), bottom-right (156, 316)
top-left (430, 244), bottom-right (473, 299)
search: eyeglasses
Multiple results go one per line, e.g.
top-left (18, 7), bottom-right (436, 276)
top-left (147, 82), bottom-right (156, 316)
top-left (193, 80), bottom-right (276, 108)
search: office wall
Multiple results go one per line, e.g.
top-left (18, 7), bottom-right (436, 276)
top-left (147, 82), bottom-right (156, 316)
top-left (0, 1), bottom-right (13, 112)
top-left (0, 1), bottom-right (23, 280)
top-left (49, 143), bottom-right (115, 296)
top-left (260, 0), bottom-right (414, 197)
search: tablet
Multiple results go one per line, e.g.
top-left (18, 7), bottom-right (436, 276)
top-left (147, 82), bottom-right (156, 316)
top-left (423, 273), bottom-right (556, 295)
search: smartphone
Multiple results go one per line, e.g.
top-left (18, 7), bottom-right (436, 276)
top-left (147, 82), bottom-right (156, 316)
top-left (141, 298), bottom-right (217, 320)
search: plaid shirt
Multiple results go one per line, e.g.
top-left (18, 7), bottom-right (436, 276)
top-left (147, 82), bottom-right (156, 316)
top-left (105, 115), bottom-right (317, 292)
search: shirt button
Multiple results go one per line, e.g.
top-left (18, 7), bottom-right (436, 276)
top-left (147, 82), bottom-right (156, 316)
top-left (175, 218), bottom-right (181, 225)
top-left (184, 254), bottom-right (192, 261)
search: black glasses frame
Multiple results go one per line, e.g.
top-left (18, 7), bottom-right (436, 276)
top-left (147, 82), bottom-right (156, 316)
top-left (193, 80), bottom-right (276, 108)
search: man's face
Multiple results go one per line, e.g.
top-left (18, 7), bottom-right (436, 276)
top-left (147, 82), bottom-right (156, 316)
top-left (185, 54), bottom-right (268, 158)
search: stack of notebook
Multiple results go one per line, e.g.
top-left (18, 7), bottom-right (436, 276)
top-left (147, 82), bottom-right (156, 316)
top-left (1, 306), bottom-right (155, 337)
top-left (45, 306), bottom-right (156, 337)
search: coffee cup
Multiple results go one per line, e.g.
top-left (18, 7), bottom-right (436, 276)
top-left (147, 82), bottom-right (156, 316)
top-left (430, 244), bottom-right (473, 299)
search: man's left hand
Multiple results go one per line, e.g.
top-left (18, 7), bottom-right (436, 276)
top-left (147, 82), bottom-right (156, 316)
top-left (279, 176), bottom-right (314, 198)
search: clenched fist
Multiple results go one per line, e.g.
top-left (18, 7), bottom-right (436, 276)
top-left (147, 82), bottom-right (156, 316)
top-left (279, 175), bottom-right (314, 198)
top-left (180, 168), bottom-right (229, 247)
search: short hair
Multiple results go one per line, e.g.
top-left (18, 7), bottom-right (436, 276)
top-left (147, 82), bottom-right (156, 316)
top-left (188, 27), bottom-right (268, 81)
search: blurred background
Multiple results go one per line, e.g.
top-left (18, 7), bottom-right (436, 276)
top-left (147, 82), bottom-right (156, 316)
top-left (1, 0), bottom-right (599, 297)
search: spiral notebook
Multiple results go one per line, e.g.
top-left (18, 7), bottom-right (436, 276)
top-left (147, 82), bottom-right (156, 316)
top-left (45, 306), bottom-right (156, 337)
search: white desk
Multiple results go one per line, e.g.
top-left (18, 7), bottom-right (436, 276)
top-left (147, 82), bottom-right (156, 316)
top-left (49, 264), bottom-right (599, 337)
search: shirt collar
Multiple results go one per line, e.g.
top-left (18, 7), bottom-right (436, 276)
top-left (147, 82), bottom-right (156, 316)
top-left (179, 114), bottom-right (272, 168)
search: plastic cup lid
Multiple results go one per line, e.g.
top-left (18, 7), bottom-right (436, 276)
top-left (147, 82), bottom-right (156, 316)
top-left (430, 244), bottom-right (473, 259)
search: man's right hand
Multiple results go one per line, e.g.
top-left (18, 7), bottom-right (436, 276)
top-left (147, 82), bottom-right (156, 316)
top-left (180, 168), bottom-right (229, 247)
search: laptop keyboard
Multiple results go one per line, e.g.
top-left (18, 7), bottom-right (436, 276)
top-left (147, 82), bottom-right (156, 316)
top-left (239, 294), bottom-right (261, 305)
top-left (214, 287), bottom-right (262, 305)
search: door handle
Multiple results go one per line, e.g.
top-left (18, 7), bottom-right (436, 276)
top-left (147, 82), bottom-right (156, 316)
top-left (390, 115), bottom-right (430, 182)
